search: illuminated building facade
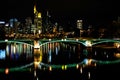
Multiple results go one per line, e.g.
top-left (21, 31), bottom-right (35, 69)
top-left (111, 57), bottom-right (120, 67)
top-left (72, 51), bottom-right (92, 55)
top-left (77, 20), bottom-right (83, 37)
top-left (77, 20), bottom-right (83, 29)
top-left (34, 4), bottom-right (42, 34)
top-left (25, 17), bottom-right (32, 34)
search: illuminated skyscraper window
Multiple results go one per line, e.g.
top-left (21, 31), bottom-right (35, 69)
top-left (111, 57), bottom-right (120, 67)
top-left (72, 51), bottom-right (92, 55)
top-left (77, 20), bottom-right (83, 29)
top-left (34, 4), bottom-right (42, 34)
top-left (9, 18), bottom-right (18, 27)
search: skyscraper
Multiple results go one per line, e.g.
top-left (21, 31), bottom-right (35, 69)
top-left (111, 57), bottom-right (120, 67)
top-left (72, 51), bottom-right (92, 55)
top-left (34, 4), bottom-right (42, 34)
top-left (77, 20), bottom-right (83, 37)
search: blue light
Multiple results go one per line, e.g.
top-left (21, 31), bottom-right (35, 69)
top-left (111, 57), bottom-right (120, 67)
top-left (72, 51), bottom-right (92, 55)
top-left (0, 49), bottom-right (6, 59)
top-left (0, 21), bottom-right (5, 24)
top-left (83, 58), bottom-right (88, 64)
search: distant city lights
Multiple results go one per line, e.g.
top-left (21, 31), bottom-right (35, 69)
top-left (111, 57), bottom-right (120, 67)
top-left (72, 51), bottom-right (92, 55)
top-left (0, 21), bottom-right (5, 24)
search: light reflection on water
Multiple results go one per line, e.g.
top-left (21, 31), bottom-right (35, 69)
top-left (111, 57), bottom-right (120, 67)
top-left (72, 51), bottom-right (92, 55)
top-left (0, 40), bottom-right (120, 80)
top-left (35, 41), bottom-right (120, 65)
top-left (40, 42), bottom-right (86, 64)
top-left (34, 41), bottom-right (120, 80)
top-left (0, 42), bottom-right (33, 68)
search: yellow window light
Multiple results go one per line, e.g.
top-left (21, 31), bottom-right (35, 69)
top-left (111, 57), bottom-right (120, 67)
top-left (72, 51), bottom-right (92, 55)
top-left (38, 12), bottom-right (41, 18)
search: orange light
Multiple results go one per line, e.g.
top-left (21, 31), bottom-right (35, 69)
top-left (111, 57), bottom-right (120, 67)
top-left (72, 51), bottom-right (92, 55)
top-left (5, 68), bottom-right (9, 74)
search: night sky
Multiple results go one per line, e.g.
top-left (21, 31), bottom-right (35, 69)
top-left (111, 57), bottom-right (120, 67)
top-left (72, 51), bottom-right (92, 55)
top-left (0, 0), bottom-right (119, 27)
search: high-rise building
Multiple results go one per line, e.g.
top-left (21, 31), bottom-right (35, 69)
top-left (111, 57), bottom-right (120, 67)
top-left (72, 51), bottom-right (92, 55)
top-left (9, 18), bottom-right (19, 34)
top-left (34, 4), bottom-right (42, 34)
top-left (77, 20), bottom-right (83, 29)
top-left (45, 11), bottom-right (53, 33)
top-left (77, 20), bottom-right (83, 37)
top-left (25, 17), bottom-right (32, 34)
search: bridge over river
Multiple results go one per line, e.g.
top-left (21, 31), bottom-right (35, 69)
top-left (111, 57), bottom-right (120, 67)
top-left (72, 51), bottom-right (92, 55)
top-left (0, 38), bottom-right (120, 80)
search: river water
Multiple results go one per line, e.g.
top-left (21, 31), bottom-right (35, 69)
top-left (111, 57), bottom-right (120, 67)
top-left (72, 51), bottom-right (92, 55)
top-left (0, 40), bottom-right (120, 80)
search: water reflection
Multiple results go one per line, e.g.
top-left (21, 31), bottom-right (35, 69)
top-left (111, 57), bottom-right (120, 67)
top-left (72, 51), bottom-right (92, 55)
top-left (92, 42), bottom-right (120, 61)
top-left (0, 40), bottom-right (120, 80)
top-left (34, 42), bottom-right (86, 66)
top-left (34, 41), bottom-right (120, 70)
top-left (34, 40), bottom-right (120, 80)
top-left (0, 42), bottom-right (33, 68)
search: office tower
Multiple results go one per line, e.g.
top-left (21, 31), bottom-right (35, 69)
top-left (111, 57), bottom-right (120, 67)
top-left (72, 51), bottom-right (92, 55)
top-left (34, 4), bottom-right (42, 34)
top-left (77, 20), bottom-right (83, 37)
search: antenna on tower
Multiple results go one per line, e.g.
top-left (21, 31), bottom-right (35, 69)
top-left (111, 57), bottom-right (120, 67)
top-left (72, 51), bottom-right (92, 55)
top-left (47, 11), bottom-right (51, 18)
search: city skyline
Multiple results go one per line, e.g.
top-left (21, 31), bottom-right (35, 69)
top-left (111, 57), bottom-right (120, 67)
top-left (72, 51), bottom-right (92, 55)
top-left (0, 0), bottom-right (119, 27)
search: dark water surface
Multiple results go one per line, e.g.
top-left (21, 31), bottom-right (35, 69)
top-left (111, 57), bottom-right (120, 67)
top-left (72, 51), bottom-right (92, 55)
top-left (0, 41), bottom-right (120, 80)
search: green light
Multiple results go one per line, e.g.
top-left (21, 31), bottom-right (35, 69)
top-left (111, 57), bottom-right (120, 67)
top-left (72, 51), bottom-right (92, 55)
top-left (97, 59), bottom-right (120, 65)
top-left (0, 69), bottom-right (5, 72)
top-left (62, 65), bottom-right (64, 70)
top-left (10, 68), bottom-right (31, 72)
top-left (0, 68), bottom-right (31, 73)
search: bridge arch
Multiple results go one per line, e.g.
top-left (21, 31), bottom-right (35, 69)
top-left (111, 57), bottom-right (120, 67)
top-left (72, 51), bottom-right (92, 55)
top-left (39, 39), bottom-right (87, 47)
top-left (92, 39), bottom-right (120, 46)
top-left (0, 40), bottom-right (34, 47)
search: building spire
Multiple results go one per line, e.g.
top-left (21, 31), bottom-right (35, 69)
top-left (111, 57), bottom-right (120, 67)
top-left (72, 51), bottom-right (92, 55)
top-left (34, 4), bottom-right (37, 14)
top-left (33, 0), bottom-right (42, 34)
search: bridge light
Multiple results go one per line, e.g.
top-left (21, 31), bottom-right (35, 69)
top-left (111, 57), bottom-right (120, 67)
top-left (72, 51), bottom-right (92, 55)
top-left (64, 39), bottom-right (66, 41)
top-left (49, 39), bottom-right (51, 41)
top-left (85, 41), bottom-right (92, 47)
top-left (5, 39), bottom-right (8, 42)
top-left (84, 58), bottom-right (89, 65)
top-left (84, 58), bottom-right (92, 65)
top-left (34, 40), bottom-right (40, 49)
top-left (76, 39), bottom-right (79, 41)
